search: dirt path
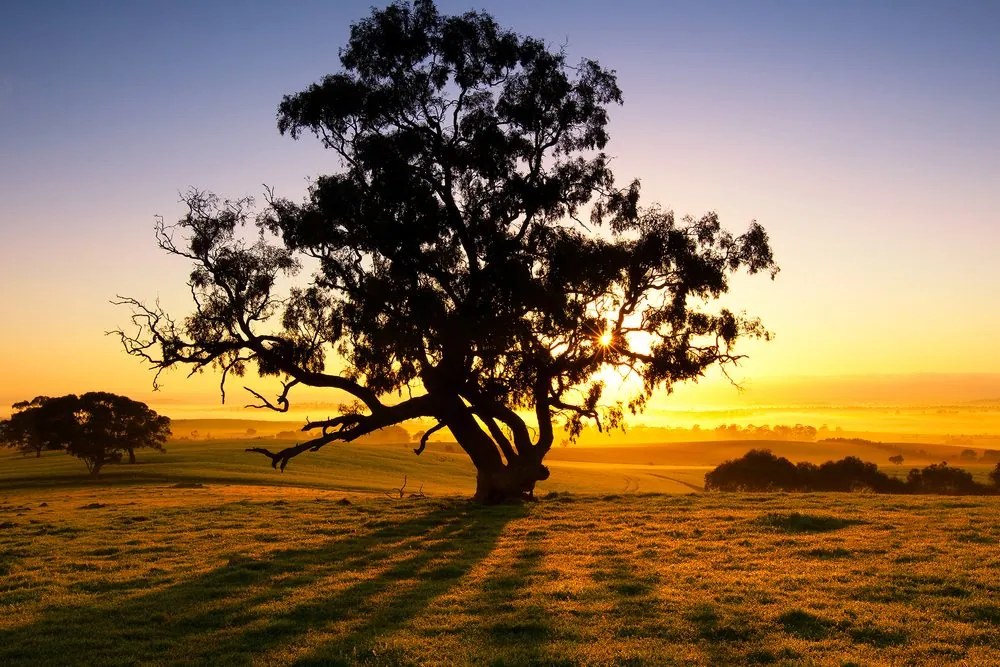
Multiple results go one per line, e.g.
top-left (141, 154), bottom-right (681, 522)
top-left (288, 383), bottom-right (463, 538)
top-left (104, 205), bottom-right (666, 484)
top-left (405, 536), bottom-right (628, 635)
top-left (646, 472), bottom-right (704, 493)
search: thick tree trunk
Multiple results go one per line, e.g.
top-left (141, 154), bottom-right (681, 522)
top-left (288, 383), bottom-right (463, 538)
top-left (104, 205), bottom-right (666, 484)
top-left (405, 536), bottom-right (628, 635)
top-left (127, 448), bottom-right (136, 464)
top-left (474, 458), bottom-right (551, 504)
top-left (436, 395), bottom-right (550, 503)
top-left (35, 449), bottom-right (41, 458)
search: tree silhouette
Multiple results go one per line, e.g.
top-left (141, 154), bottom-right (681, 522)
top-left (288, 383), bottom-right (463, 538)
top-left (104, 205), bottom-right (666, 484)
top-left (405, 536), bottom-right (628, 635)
top-left (0, 395), bottom-right (78, 457)
top-left (907, 462), bottom-right (979, 495)
top-left (0, 393), bottom-right (170, 475)
top-left (113, 0), bottom-right (776, 502)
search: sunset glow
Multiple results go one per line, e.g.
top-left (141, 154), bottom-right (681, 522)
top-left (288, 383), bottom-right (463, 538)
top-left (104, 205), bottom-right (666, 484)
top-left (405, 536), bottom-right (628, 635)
top-left (1, 1), bottom-right (998, 442)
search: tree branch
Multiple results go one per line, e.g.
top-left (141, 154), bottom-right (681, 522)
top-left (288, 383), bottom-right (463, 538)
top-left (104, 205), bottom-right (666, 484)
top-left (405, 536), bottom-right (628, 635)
top-left (413, 421), bottom-right (446, 455)
top-left (246, 394), bottom-right (439, 470)
top-left (244, 378), bottom-right (299, 412)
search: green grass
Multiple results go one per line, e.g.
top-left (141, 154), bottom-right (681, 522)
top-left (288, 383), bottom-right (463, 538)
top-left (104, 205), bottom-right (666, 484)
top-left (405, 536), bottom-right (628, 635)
top-left (1, 442), bottom-right (998, 665)
top-left (0, 439), bottom-right (712, 496)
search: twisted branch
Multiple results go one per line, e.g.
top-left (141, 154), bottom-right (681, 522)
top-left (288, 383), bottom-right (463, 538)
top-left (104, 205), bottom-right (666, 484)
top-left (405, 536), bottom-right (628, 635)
top-left (413, 422), bottom-right (446, 455)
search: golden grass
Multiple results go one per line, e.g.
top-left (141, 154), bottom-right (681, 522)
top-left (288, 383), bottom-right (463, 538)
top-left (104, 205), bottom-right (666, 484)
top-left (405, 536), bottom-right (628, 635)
top-left (0, 482), bottom-right (997, 666)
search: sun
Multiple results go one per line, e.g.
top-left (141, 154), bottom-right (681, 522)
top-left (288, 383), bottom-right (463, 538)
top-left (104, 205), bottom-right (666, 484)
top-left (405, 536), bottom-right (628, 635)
top-left (598, 331), bottom-right (613, 347)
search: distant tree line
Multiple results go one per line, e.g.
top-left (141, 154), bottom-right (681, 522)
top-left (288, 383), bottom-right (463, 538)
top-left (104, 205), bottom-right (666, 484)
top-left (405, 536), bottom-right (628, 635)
top-left (705, 449), bottom-right (1000, 496)
top-left (0, 393), bottom-right (170, 476)
top-left (712, 424), bottom-right (819, 441)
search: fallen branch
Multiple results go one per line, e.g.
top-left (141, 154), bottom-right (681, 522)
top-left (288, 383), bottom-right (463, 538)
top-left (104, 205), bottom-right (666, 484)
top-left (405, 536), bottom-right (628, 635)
top-left (384, 475), bottom-right (426, 499)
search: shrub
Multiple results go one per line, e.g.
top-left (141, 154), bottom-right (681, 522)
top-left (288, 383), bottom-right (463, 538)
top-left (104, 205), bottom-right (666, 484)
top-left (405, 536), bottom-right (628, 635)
top-left (906, 462), bottom-right (979, 495)
top-left (704, 449), bottom-right (800, 491)
top-left (705, 451), bottom-right (991, 495)
top-left (814, 456), bottom-right (902, 493)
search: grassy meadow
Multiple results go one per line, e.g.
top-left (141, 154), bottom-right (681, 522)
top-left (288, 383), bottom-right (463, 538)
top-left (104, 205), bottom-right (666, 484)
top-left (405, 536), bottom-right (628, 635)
top-left (1, 437), bottom-right (998, 665)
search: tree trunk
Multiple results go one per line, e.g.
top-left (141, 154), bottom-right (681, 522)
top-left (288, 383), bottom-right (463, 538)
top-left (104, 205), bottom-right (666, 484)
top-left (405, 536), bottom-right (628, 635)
top-left (127, 448), bottom-right (136, 464)
top-left (435, 395), bottom-right (550, 503)
top-left (473, 458), bottom-right (551, 504)
top-left (35, 449), bottom-right (41, 458)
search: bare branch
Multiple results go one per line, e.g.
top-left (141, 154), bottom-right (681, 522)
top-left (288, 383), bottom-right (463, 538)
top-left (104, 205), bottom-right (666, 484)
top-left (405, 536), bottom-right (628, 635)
top-left (243, 378), bottom-right (299, 412)
top-left (385, 475), bottom-right (408, 499)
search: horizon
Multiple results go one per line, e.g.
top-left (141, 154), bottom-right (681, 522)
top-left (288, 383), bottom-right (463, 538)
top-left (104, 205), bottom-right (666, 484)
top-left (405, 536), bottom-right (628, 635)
top-left (6, 372), bottom-right (999, 446)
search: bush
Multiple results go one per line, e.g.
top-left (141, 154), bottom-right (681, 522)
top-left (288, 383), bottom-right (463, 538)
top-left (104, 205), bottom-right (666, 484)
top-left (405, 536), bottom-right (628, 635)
top-left (704, 449), bottom-right (800, 491)
top-left (814, 456), bottom-right (904, 493)
top-left (705, 450), bottom-right (992, 495)
top-left (907, 462), bottom-right (979, 495)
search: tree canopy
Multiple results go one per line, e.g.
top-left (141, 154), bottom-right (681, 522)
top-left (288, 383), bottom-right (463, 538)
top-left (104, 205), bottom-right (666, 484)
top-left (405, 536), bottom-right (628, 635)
top-left (0, 393), bottom-right (170, 475)
top-left (114, 0), bottom-right (777, 502)
top-left (0, 395), bottom-right (79, 458)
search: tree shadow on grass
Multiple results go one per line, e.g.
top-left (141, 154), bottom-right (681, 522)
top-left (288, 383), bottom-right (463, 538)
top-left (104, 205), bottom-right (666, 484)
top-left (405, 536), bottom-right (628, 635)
top-left (0, 500), bottom-right (524, 665)
top-left (296, 526), bottom-right (558, 666)
top-left (756, 512), bottom-right (866, 534)
top-left (473, 541), bottom-right (553, 666)
top-left (589, 552), bottom-right (790, 666)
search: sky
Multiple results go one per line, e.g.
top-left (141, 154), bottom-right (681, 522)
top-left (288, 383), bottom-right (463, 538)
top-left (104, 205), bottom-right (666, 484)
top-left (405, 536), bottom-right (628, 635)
top-left (1, 0), bottom-right (999, 424)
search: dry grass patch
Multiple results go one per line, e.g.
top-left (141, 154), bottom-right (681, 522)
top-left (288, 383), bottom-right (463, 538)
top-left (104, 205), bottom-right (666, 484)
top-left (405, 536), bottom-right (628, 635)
top-left (0, 486), bottom-right (997, 665)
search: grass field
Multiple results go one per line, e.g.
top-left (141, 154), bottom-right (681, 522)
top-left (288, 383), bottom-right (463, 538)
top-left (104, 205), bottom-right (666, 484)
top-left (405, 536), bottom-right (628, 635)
top-left (1, 440), bottom-right (998, 665)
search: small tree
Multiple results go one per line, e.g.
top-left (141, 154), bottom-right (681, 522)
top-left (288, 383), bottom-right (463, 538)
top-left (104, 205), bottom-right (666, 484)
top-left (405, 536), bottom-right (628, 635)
top-left (1, 393), bottom-right (170, 476)
top-left (989, 462), bottom-right (1000, 489)
top-left (959, 448), bottom-right (979, 462)
top-left (114, 0), bottom-right (776, 502)
top-left (1, 396), bottom-right (79, 457)
top-left (888, 454), bottom-right (904, 465)
top-left (76, 392), bottom-right (171, 468)
top-left (2, 399), bottom-right (49, 457)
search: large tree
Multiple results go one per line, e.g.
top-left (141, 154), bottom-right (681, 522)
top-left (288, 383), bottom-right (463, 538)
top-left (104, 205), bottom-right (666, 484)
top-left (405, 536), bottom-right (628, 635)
top-left (114, 0), bottom-right (776, 502)
top-left (0, 393), bottom-right (170, 475)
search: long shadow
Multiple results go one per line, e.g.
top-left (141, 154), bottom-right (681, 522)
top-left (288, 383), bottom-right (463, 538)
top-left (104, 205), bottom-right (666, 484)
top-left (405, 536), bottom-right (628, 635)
top-left (0, 500), bottom-right (524, 665)
top-left (466, 538), bottom-right (551, 665)
top-left (590, 551), bottom-right (673, 644)
top-left (292, 522), bottom-right (546, 665)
